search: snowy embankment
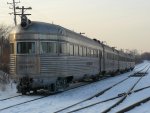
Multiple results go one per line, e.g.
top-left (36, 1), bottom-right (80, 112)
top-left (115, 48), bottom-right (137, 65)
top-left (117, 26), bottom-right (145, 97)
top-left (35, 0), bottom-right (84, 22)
top-left (0, 61), bottom-right (150, 113)
top-left (0, 70), bottom-right (17, 100)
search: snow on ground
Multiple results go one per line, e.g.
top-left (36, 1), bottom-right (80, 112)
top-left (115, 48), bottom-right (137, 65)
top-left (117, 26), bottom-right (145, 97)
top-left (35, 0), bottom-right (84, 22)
top-left (0, 95), bottom-right (42, 109)
top-left (132, 62), bottom-right (150, 91)
top-left (74, 98), bottom-right (121, 113)
top-left (126, 100), bottom-right (150, 113)
top-left (0, 82), bottom-right (17, 100)
top-left (0, 61), bottom-right (150, 113)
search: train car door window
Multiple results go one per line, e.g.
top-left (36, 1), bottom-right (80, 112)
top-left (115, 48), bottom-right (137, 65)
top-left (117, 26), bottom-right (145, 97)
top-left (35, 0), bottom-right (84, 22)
top-left (17, 42), bottom-right (35, 54)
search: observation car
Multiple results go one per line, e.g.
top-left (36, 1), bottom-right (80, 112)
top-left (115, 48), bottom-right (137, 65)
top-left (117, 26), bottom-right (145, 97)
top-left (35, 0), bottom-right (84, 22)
top-left (9, 18), bottom-right (135, 94)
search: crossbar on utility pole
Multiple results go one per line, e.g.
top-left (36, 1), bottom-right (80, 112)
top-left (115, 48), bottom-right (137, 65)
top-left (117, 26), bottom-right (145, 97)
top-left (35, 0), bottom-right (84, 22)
top-left (15, 6), bottom-right (32, 16)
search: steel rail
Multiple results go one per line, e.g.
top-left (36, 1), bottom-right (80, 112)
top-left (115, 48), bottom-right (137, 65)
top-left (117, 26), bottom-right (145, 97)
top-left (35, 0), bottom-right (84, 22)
top-left (0, 95), bottom-right (22, 101)
top-left (116, 96), bottom-right (150, 113)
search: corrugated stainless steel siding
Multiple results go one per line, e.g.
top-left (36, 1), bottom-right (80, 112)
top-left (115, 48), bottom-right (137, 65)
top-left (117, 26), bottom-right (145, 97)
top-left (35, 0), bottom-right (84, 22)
top-left (9, 55), bottom-right (16, 74)
top-left (40, 56), bottom-right (99, 79)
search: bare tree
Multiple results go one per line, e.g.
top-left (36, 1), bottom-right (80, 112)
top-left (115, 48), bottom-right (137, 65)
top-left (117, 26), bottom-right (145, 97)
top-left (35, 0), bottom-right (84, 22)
top-left (129, 49), bottom-right (142, 64)
top-left (0, 24), bottom-right (12, 39)
top-left (0, 24), bottom-right (12, 73)
top-left (141, 52), bottom-right (150, 61)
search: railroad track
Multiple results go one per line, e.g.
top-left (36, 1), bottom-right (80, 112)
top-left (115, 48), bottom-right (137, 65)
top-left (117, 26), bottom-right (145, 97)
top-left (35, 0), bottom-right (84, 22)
top-left (102, 65), bottom-right (150, 113)
top-left (116, 96), bottom-right (150, 113)
top-left (53, 65), bottom-right (149, 113)
top-left (0, 95), bottom-right (22, 101)
top-left (0, 64), bottom-right (148, 112)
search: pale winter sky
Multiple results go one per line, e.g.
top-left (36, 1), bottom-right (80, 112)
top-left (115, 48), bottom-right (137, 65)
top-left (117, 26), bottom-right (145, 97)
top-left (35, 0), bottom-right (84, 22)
top-left (0, 0), bottom-right (150, 53)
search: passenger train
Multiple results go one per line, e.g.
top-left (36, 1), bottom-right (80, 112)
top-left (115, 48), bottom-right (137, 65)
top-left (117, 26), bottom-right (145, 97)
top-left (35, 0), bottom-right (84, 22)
top-left (9, 16), bottom-right (135, 94)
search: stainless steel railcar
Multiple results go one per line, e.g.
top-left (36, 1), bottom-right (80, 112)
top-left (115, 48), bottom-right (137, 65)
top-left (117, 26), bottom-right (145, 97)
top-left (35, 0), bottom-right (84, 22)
top-left (9, 21), bottom-right (135, 94)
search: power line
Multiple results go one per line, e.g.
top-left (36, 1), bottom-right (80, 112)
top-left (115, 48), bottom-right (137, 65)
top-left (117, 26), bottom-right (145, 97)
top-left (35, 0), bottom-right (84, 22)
top-left (7, 0), bottom-right (20, 26)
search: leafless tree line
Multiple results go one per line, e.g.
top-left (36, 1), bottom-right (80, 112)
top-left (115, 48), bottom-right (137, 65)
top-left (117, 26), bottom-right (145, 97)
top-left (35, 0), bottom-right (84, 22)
top-left (129, 50), bottom-right (150, 64)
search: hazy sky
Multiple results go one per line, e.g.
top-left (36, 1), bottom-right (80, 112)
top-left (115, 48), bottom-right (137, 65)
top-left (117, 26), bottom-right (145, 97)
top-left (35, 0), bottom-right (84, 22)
top-left (0, 0), bottom-right (150, 52)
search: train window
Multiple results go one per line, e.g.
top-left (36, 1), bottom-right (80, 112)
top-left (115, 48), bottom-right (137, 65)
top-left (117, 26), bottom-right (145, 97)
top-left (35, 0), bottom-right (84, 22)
top-left (74, 45), bottom-right (79, 56)
top-left (87, 48), bottom-right (90, 57)
top-left (60, 43), bottom-right (67, 54)
top-left (79, 46), bottom-right (83, 56)
top-left (114, 55), bottom-right (118, 60)
top-left (83, 47), bottom-right (87, 56)
top-left (107, 53), bottom-right (109, 59)
top-left (93, 50), bottom-right (98, 57)
top-left (69, 44), bottom-right (74, 55)
top-left (10, 43), bottom-right (14, 54)
top-left (91, 49), bottom-right (94, 57)
top-left (17, 42), bottom-right (35, 54)
top-left (41, 42), bottom-right (57, 54)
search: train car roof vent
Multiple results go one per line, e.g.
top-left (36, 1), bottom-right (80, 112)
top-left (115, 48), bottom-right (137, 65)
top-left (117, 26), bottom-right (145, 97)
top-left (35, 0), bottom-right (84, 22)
top-left (93, 39), bottom-right (101, 44)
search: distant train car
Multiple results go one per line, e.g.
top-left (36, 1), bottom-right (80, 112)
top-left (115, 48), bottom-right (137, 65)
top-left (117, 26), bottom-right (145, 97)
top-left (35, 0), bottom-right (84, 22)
top-left (9, 19), bottom-right (135, 94)
top-left (127, 54), bottom-right (135, 70)
top-left (102, 45), bottom-right (119, 74)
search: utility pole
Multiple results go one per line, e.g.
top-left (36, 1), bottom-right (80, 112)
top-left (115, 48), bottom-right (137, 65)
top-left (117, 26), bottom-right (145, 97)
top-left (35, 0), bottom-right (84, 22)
top-left (7, 0), bottom-right (20, 26)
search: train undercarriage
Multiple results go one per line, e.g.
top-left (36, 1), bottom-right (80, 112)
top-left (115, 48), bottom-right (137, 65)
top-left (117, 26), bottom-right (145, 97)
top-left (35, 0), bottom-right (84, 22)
top-left (17, 76), bottom-right (74, 95)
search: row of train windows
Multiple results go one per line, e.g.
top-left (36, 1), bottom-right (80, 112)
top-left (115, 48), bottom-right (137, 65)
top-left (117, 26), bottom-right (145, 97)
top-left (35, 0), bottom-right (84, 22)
top-left (10, 42), bottom-right (133, 61)
top-left (107, 53), bottom-right (128, 61)
top-left (106, 53), bottom-right (118, 60)
top-left (10, 42), bottom-right (100, 57)
top-left (15, 42), bottom-right (67, 54)
top-left (107, 53), bottom-right (133, 61)
top-left (106, 53), bottom-right (133, 61)
top-left (69, 44), bottom-right (99, 57)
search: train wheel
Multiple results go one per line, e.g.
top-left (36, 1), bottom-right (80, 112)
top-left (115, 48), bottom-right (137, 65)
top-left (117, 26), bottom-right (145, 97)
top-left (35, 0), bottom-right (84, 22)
top-left (62, 78), bottom-right (69, 88)
top-left (33, 89), bottom-right (37, 94)
top-left (92, 75), bottom-right (100, 81)
top-left (51, 83), bottom-right (58, 93)
top-left (21, 90), bottom-right (27, 95)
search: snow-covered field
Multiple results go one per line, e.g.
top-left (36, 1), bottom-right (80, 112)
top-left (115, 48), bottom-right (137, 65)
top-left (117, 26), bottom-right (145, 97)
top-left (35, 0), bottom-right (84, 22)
top-left (0, 61), bottom-right (150, 113)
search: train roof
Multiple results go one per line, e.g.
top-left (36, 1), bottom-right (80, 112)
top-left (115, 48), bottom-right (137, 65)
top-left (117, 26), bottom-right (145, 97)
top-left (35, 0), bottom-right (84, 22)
top-left (10, 21), bottom-right (104, 48)
top-left (10, 21), bottom-right (130, 54)
top-left (10, 21), bottom-right (66, 35)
